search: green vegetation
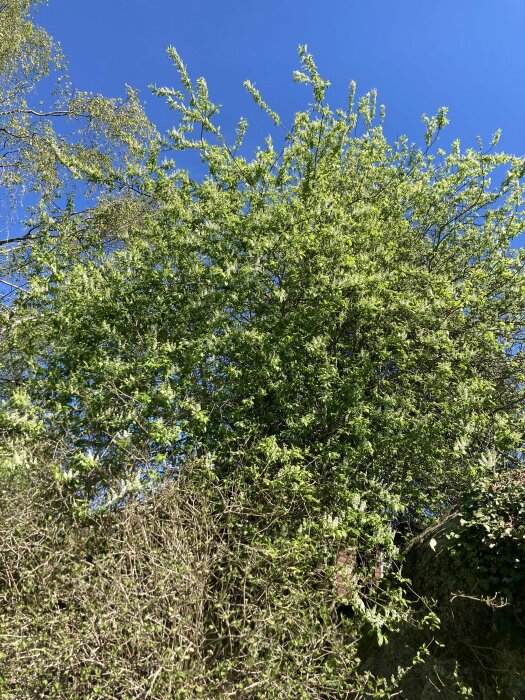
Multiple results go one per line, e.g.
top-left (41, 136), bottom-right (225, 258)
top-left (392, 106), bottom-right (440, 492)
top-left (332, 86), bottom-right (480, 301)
top-left (1, 2), bottom-right (524, 697)
top-left (449, 468), bottom-right (525, 608)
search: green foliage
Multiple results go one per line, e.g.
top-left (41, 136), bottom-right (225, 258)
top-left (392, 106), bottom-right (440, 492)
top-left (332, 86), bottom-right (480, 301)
top-left (1, 8), bottom-right (525, 698)
top-left (0, 0), bottom-right (55, 90)
top-left (448, 468), bottom-right (525, 608)
top-left (6, 42), bottom-right (525, 516)
top-left (0, 0), bottom-right (156, 237)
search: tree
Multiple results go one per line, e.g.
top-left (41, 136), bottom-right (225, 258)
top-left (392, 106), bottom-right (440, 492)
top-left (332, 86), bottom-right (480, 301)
top-left (5, 43), bottom-right (525, 510)
top-left (0, 0), bottom-right (156, 255)
top-left (1, 8), bottom-right (524, 697)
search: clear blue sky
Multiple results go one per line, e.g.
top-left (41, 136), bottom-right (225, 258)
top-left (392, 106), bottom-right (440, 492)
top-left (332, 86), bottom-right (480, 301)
top-left (37, 0), bottom-right (525, 159)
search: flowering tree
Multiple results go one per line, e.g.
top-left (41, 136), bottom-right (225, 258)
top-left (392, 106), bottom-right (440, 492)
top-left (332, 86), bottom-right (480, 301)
top-left (1, 3), bottom-right (524, 696)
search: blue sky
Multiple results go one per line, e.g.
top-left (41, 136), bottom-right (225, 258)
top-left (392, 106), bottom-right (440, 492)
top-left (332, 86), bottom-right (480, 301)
top-left (37, 0), bottom-right (525, 159)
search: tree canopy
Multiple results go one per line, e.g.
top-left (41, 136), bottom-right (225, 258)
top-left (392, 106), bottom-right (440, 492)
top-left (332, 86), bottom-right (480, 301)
top-left (1, 3), bottom-right (524, 697)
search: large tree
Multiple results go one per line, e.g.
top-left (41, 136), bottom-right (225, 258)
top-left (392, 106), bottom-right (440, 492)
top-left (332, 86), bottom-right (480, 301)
top-left (1, 6), bottom-right (524, 697)
top-left (5, 43), bottom-right (524, 510)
